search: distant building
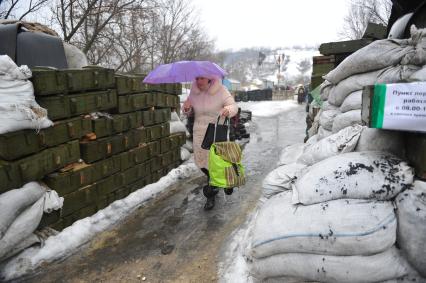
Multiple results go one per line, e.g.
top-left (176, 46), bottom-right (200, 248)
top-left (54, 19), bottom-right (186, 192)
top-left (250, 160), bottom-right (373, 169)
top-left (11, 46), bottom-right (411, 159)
top-left (223, 78), bottom-right (241, 91)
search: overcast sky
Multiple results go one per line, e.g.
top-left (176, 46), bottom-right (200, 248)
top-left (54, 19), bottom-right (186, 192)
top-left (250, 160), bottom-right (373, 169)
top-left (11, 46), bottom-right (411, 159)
top-left (191, 0), bottom-right (350, 51)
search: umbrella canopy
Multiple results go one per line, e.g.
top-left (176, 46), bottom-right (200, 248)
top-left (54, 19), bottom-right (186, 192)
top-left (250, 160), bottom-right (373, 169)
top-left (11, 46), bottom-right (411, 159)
top-left (143, 60), bottom-right (227, 84)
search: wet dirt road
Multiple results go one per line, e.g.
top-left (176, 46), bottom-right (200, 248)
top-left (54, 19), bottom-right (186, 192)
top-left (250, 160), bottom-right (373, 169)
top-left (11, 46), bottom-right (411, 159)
top-left (23, 102), bottom-right (306, 283)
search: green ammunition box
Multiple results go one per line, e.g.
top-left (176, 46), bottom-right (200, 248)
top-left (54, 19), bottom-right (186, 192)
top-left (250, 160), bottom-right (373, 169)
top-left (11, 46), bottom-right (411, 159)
top-left (126, 111), bottom-right (143, 129)
top-left (38, 211), bottom-right (61, 229)
top-left (160, 137), bottom-right (172, 154)
top-left (145, 123), bottom-right (170, 142)
top-left (31, 66), bottom-right (115, 96)
top-left (121, 162), bottom-right (149, 185)
top-left (117, 93), bottom-right (150, 113)
top-left (312, 63), bottom-right (335, 76)
top-left (114, 186), bottom-right (131, 201)
top-left (80, 132), bottom-right (133, 163)
top-left (92, 114), bottom-right (126, 138)
top-left (0, 116), bottom-right (92, 161)
top-left (169, 132), bottom-right (186, 148)
top-left (319, 38), bottom-right (373, 56)
top-left (115, 74), bottom-right (150, 95)
top-left (131, 128), bottom-right (147, 146)
top-left (96, 173), bottom-right (124, 198)
top-left (31, 68), bottom-right (68, 96)
top-left (145, 93), bottom-right (156, 107)
top-left (131, 144), bottom-right (150, 165)
top-left (0, 141), bottom-right (80, 192)
top-left (149, 156), bottom-right (162, 173)
top-left (154, 108), bottom-right (171, 124)
top-left (160, 151), bottom-right (174, 167)
top-left (44, 155), bottom-right (121, 195)
top-left (37, 89), bottom-right (117, 120)
top-left (172, 147), bottom-right (181, 162)
top-left (65, 67), bottom-right (115, 93)
top-left (128, 177), bottom-right (149, 193)
top-left (59, 184), bottom-right (97, 217)
top-left (142, 109), bottom-right (155, 126)
top-left (62, 204), bottom-right (98, 228)
top-left (147, 141), bottom-right (160, 158)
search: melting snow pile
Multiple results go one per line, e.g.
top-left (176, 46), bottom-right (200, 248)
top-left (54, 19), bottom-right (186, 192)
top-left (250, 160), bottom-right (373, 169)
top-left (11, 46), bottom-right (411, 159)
top-left (246, 26), bottom-right (426, 282)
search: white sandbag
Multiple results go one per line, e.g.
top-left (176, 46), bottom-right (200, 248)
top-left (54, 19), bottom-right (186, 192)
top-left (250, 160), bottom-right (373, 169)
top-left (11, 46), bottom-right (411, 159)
top-left (328, 65), bottom-right (419, 106)
top-left (249, 247), bottom-right (412, 282)
top-left (0, 197), bottom-right (44, 262)
top-left (262, 164), bottom-right (306, 199)
top-left (324, 38), bottom-right (414, 84)
top-left (181, 147), bottom-right (191, 161)
top-left (340, 90), bottom-right (362, 113)
top-left (332, 110), bottom-right (361, 133)
top-left (251, 191), bottom-right (396, 258)
top-left (0, 182), bottom-right (45, 239)
top-left (277, 143), bottom-right (305, 166)
top-left (408, 65), bottom-right (426, 81)
top-left (320, 81), bottom-right (332, 101)
top-left (305, 134), bottom-right (318, 146)
top-left (322, 101), bottom-right (338, 111)
top-left (182, 140), bottom-right (193, 153)
top-left (298, 125), bottom-right (362, 166)
top-left (319, 109), bottom-right (341, 131)
top-left (43, 190), bottom-right (64, 213)
top-left (396, 181), bottom-right (426, 277)
top-left (316, 126), bottom-right (332, 141)
top-left (355, 127), bottom-right (405, 157)
top-left (0, 233), bottom-right (41, 262)
top-left (307, 109), bottom-right (321, 138)
top-left (63, 42), bottom-right (88, 68)
top-left (293, 151), bottom-right (414, 205)
top-left (170, 112), bottom-right (189, 135)
top-left (0, 55), bottom-right (53, 134)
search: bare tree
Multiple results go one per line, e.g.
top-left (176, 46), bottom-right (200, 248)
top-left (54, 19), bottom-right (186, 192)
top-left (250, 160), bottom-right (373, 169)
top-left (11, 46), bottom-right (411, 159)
top-left (297, 58), bottom-right (312, 74)
top-left (0, 0), bottom-right (49, 20)
top-left (339, 0), bottom-right (392, 39)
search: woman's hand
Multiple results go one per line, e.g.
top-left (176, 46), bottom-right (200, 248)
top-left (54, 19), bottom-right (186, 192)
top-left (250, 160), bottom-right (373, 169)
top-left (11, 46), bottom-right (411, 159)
top-left (220, 107), bottom-right (230, 117)
top-left (183, 100), bottom-right (192, 113)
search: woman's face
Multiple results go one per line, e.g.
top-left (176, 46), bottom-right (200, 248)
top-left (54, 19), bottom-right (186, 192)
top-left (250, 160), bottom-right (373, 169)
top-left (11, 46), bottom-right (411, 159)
top-left (196, 77), bottom-right (210, 91)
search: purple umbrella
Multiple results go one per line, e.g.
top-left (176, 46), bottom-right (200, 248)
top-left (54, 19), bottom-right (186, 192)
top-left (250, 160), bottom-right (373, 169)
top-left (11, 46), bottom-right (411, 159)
top-left (143, 60), bottom-right (228, 84)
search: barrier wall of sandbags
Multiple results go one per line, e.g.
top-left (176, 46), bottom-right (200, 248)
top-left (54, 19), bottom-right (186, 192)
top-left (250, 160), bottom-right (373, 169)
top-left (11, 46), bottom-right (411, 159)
top-left (250, 26), bottom-right (426, 282)
top-left (0, 62), bottom-right (185, 233)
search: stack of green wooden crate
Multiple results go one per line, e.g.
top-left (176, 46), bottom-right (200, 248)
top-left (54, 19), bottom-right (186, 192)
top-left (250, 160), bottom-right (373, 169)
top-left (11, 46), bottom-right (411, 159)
top-left (0, 67), bottom-right (185, 231)
top-left (310, 55), bottom-right (337, 90)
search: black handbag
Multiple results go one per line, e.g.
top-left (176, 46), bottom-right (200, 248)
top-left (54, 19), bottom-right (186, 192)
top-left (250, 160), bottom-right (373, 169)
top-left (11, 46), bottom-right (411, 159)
top-left (201, 116), bottom-right (229, 149)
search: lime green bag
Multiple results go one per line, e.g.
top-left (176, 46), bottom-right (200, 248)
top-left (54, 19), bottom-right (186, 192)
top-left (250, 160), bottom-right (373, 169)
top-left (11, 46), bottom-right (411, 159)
top-left (208, 141), bottom-right (245, 188)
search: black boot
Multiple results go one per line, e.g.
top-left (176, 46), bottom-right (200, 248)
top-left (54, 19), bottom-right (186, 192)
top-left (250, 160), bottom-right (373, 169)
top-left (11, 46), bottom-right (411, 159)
top-left (224, 188), bottom-right (234, 195)
top-left (203, 185), bottom-right (218, 211)
top-left (204, 196), bottom-right (215, 210)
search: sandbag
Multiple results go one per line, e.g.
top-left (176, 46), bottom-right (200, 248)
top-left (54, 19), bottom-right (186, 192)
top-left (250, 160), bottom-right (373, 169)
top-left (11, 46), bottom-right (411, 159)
top-left (328, 65), bottom-right (419, 107)
top-left (62, 42), bottom-right (88, 68)
top-left (170, 111), bottom-right (189, 135)
top-left (181, 147), bottom-right (191, 161)
top-left (316, 126), bottom-right (332, 141)
top-left (297, 125), bottom-right (362, 166)
top-left (0, 197), bottom-right (44, 262)
top-left (324, 38), bottom-right (414, 84)
top-left (332, 110), bottom-right (361, 133)
top-left (0, 233), bottom-right (41, 262)
top-left (293, 151), bottom-right (414, 205)
top-left (396, 181), bottom-right (426, 277)
top-left (322, 101), bottom-right (338, 111)
top-left (340, 90), bottom-right (362, 113)
top-left (262, 164), bottom-right (306, 199)
top-left (182, 140), bottom-right (193, 153)
top-left (319, 109), bottom-right (340, 131)
top-left (0, 182), bottom-right (45, 239)
top-left (409, 65), bottom-right (426, 81)
top-left (0, 55), bottom-right (53, 134)
top-left (251, 191), bottom-right (396, 258)
top-left (320, 81), bottom-right (332, 101)
top-left (355, 127), bottom-right (405, 158)
top-left (249, 247), bottom-right (412, 282)
top-left (277, 143), bottom-right (305, 166)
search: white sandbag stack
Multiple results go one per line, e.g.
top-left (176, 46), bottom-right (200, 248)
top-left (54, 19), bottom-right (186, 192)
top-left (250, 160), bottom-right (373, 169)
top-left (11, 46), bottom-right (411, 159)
top-left (250, 151), bottom-right (416, 282)
top-left (0, 55), bottom-right (53, 134)
top-left (0, 182), bottom-right (63, 263)
top-left (310, 26), bottom-right (426, 140)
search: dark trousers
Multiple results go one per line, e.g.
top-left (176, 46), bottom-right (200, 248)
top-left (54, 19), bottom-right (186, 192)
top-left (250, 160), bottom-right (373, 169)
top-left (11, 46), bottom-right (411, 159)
top-left (200, 168), bottom-right (218, 198)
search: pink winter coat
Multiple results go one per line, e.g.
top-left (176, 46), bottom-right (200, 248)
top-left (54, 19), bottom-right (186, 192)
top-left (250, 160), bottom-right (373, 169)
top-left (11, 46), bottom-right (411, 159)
top-left (184, 78), bottom-right (238, 169)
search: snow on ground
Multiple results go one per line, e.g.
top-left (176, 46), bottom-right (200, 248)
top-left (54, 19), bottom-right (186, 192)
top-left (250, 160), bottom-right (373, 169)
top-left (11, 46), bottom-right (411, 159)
top-left (0, 160), bottom-right (200, 281)
top-left (238, 100), bottom-right (298, 118)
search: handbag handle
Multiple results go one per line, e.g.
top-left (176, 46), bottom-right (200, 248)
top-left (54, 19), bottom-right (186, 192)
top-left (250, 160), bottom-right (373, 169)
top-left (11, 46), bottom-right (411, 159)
top-left (213, 115), bottom-right (230, 143)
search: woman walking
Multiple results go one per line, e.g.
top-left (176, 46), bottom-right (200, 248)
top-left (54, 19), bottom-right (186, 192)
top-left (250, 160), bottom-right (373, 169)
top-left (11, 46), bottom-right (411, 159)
top-left (183, 76), bottom-right (238, 210)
